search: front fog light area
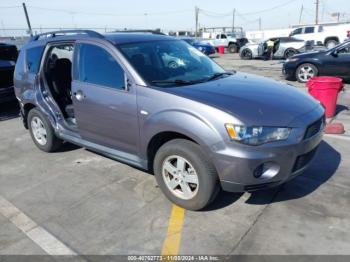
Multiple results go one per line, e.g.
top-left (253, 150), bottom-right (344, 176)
top-left (253, 162), bottom-right (280, 179)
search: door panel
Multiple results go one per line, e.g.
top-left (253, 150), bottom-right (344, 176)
top-left (72, 43), bottom-right (139, 154)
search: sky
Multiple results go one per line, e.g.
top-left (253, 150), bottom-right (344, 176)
top-left (0, 0), bottom-right (350, 35)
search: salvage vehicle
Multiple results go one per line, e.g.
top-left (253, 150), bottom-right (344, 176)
top-left (290, 24), bottom-right (350, 49)
top-left (239, 37), bottom-right (310, 60)
top-left (181, 38), bottom-right (216, 56)
top-left (0, 43), bottom-right (18, 103)
top-left (15, 30), bottom-right (325, 210)
top-left (283, 40), bottom-right (350, 83)
top-left (204, 33), bottom-right (248, 53)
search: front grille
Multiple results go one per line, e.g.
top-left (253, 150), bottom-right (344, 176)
top-left (304, 117), bottom-right (324, 140)
top-left (292, 147), bottom-right (318, 172)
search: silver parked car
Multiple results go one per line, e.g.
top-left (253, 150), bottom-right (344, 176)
top-left (240, 37), bottom-right (310, 60)
top-left (14, 30), bottom-right (324, 210)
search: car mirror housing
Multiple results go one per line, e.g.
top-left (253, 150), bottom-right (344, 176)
top-left (331, 50), bottom-right (338, 57)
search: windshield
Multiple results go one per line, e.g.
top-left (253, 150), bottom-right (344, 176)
top-left (330, 41), bottom-right (350, 52)
top-left (118, 40), bottom-right (225, 87)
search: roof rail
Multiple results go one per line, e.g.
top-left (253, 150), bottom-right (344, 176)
top-left (30, 30), bottom-right (104, 41)
top-left (113, 30), bottom-right (165, 35)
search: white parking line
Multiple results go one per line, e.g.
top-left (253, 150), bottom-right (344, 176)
top-left (0, 196), bottom-right (76, 255)
top-left (324, 134), bottom-right (350, 141)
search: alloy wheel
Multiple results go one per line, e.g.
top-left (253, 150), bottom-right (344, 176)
top-left (31, 116), bottom-right (47, 145)
top-left (162, 155), bottom-right (199, 200)
top-left (298, 65), bottom-right (315, 82)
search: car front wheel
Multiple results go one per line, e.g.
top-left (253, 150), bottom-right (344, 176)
top-left (296, 63), bottom-right (318, 83)
top-left (241, 49), bottom-right (253, 60)
top-left (153, 139), bottom-right (219, 210)
top-left (28, 108), bottom-right (63, 152)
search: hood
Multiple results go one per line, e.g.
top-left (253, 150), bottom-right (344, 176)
top-left (292, 49), bottom-right (327, 59)
top-left (164, 73), bottom-right (320, 126)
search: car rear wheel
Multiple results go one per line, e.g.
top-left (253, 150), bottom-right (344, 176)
top-left (228, 43), bottom-right (238, 53)
top-left (153, 139), bottom-right (219, 210)
top-left (241, 49), bottom-right (253, 60)
top-left (28, 108), bottom-right (63, 152)
top-left (296, 63), bottom-right (318, 83)
top-left (284, 48), bottom-right (297, 59)
top-left (325, 40), bottom-right (338, 49)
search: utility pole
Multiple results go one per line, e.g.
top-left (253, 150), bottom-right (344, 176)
top-left (315, 0), bottom-right (319, 25)
top-left (259, 17), bottom-right (261, 30)
top-left (22, 2), bottom-right (33, 36)
top-left (299, 4), bottom-right (303, 24)
top-left (232, 9), bottom-right (235, 33)
top-left (195, 6), bottom-right (199, 38)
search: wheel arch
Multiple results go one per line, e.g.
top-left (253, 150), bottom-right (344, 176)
top-left (141, 110), bottom-right (223, 172)
top-left (324, 36), bottom-right (339, 45)
top-left (22, 103), bottom-right (36, 129)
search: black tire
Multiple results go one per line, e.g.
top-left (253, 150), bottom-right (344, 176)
top-left (284, 48), bottom-right (297, 59)
top-left (241, 49), bottom-right (253, 60)
top-left (295, 63), bottom-right (318, 83)
top-left (325, 39), bottom-right (338, 49)
top-left (153, 139), bottom-right (220, 210)
top-left (27, 108), bottom-right (63, 152)
top-left (228, 43), bottom-right (238, 53)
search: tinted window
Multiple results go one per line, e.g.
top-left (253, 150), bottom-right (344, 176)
top-left (291, 28), bottom-right (302, 35)
top-left (305, 27), bottom-right (315, 34)
top-left (221, 34), bottom-right (227, 39)
top-left (26, 46), bottom-right (44, 74)
top-left (0, 44), bottom-right (18, 61)
top-left (78, 44), bottom-right (125, 90)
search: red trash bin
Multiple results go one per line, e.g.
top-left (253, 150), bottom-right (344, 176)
top-left (218, 46), bottom-right (225, 54)
top-left (306, 76), bottom-right (343, 118)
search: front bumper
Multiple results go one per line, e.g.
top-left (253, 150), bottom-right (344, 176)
top-left (0, 86), bottom-right (16, 103)
top-left (282, 63), bottom-right (297, 80)
top-left (213, 109), bottom-right (325, 192)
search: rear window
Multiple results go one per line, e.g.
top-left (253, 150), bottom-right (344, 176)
top-left (0, 44), bottom-right (18, 61)
top-left (26, 46), bottom-right (44, 74)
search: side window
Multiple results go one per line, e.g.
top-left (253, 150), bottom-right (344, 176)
top-left (221, 34), bottom-right (227, 39)
top-left (78, 44), bottom-right (125, 90)
top-left (318, 26), bottom-right (324, 32)
top-left (26, 46), bottom-right (44, 74)
top-left (291, 28), bottom-right (302, 36)
top-left (305, 27), bottom-right (315, 34)
top-left (216, 35), bottom-right (220, 39)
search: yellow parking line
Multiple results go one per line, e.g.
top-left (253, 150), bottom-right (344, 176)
top-left (161, 205), bottom-right (185, 256)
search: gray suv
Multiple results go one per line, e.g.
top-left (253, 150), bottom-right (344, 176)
top-left (14, 30), bottom-right (325, 210)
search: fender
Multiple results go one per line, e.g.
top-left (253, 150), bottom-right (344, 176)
top-left (139, 108), bottom-right (225, 160)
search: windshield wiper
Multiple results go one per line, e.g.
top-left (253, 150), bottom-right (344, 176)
top-left (207, 72), bottom-right (234, 81)
top-left (151, 79), bottom-right (201, 86)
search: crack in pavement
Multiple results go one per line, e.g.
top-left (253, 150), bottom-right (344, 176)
top-left (229, 188), bottom-right (282, 254)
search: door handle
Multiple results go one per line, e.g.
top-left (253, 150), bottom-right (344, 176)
top-left (74, 90), bottom-right (85, 101)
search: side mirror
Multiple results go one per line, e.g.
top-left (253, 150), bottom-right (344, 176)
top-left (331, 50), bottom-right (338, 57)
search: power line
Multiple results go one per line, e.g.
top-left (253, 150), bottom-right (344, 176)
top-left (27, 6), bottom-right (192, 17)
top-left (239, 0), bottom-right (299, 15)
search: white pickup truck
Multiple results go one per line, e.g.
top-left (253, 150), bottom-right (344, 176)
top-left (289, 24), bottom-right (350, 49)
top-left (203, 33), bottom-right (248, 53)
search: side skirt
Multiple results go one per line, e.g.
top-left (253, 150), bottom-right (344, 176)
top-left (59, 132), bottom-right (148, 170)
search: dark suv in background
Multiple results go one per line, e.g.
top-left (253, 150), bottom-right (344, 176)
top-left (14, 30), bottom-right (324, 210)
top-left (0, 43), bottom-right (18, 103)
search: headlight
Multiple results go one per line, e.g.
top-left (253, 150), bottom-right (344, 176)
top-left (225, 124), bottom-right (291, 145)
top-left (286, 57), bottom-right (299, 63)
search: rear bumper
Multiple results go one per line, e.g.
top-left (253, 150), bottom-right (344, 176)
top-left (0, 86), bottom-right (16, 103)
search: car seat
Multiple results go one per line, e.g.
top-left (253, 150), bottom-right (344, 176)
top-left (52, 58), bottom-right (73, 118)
